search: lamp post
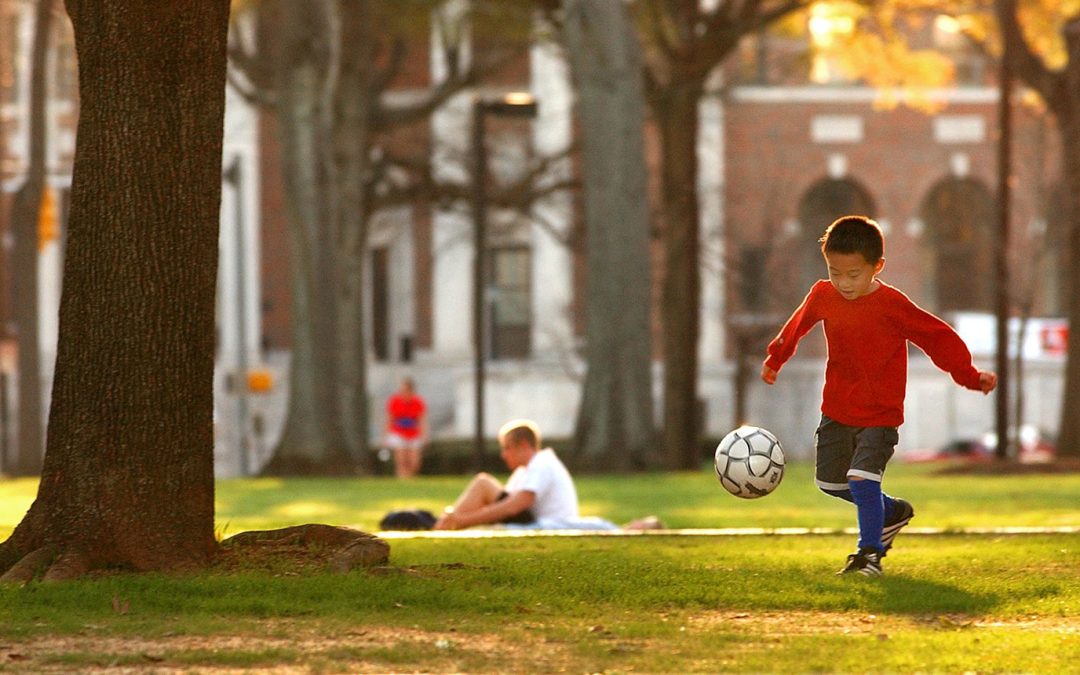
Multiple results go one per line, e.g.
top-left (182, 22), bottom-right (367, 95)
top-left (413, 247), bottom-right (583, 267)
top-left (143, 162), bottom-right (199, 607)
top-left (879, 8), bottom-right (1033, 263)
top-left (995, 24), bottom-right (1012, 460)
top-left (472, 92), bottom-right (538, 470)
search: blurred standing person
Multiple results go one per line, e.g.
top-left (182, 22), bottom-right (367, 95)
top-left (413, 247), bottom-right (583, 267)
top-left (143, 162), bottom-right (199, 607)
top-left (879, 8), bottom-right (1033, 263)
top-left (383, 377), bottom-right (427, 478)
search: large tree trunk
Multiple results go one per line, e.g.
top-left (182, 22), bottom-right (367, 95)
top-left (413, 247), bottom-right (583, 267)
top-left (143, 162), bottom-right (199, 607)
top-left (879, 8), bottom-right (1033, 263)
top-left (8, 0), bottom-right (54, 477)
top-left (335, 1), bottom-right (376, 472)
top-left (656, 84), bottom-right (703, 470)
top-left (0, 0), bottom-right (229, 580)
top-left (563, 0), bottom-right (656, 471)
top-left (263, 0), bottom-right (352, 475)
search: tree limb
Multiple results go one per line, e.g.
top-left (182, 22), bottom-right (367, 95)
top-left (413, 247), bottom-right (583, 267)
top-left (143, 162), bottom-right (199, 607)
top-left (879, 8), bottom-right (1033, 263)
top-left (372, 37), bottom-right (407, 93)
top-left (994, 0), bottom-right (1064, 113)
top-left (226, 62), bottom-right (278, 109)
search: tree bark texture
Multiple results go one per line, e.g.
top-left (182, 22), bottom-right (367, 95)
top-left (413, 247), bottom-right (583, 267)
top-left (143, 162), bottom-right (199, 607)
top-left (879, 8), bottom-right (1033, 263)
top-left (8, 0), bottom-right (54, 476)
top-left (563, 0), bottom-right (657, 471)
top-left (0, 0), bottom-right (230, 578)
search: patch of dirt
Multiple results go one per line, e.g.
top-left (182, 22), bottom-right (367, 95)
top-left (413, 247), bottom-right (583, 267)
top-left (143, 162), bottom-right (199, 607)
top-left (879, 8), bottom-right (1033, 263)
top-left (8, 612), bottom-right (1078, 673)
top-left (933, 458), bottom-right (1080, 476)
top-left (0, 623), bottom-right (528, 673)
top-left (690, 610), bottom-right (1080, 635)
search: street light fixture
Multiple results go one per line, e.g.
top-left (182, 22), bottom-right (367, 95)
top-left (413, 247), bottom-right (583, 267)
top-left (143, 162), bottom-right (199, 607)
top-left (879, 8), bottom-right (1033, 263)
top-left (472, 92), bottom-right (538, 470)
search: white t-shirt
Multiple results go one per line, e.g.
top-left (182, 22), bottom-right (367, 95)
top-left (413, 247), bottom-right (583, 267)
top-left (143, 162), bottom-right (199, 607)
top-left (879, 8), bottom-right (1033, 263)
top-left (504, 448), bottom-right (579, 522)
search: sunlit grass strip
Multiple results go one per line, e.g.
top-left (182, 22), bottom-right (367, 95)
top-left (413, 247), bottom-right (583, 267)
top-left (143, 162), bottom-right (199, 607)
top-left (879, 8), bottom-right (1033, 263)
top-left (3, 461), bottom-right (1080, 541)
top-left (377, 525), bottom-right (1080, 539)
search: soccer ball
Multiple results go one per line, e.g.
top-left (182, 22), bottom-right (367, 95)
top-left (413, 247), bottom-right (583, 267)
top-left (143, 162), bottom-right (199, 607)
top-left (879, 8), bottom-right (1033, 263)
top-left (714, 425), bottom-right (785, 499)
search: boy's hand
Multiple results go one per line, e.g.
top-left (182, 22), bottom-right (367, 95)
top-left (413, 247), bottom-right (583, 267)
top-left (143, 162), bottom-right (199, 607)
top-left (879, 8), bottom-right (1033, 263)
top-left (979, 370), bottom-right (997, 394)
top-left (434, 512), bottom-right (463, 531)
top-left (761, 365), bottom-right (778, 385)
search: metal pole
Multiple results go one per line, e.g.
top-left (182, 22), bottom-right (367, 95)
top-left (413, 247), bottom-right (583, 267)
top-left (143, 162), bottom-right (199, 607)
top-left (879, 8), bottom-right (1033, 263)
top-left (469, 93), bottom-right (536, 470)
top-left (995, 35), bottom-right (1012, 460)
top-left (472, 99), bottom-right (488, 470)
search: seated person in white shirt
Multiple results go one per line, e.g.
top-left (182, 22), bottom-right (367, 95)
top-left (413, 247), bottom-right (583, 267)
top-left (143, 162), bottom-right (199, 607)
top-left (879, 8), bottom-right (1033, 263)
top-left (433, 418), bottom-right (579, 530)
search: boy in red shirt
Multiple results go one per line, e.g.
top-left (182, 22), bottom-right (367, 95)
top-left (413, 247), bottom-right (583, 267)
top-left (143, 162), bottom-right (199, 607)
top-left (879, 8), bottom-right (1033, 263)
top-left (762, 215), bottom-right (997, 576)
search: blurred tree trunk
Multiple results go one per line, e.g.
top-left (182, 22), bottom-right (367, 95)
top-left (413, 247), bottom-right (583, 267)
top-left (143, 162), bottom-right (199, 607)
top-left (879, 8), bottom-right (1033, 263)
top-left (634, 0), bottom-right (808, 468)
top-left (8, 0), bottom-right (54, 476)
top-left (655, 83), bottom-right (703, 469)
top-left (334, 1), bottom-right (376, 471)
top-left (0, 0), bottom-right (228, 580)
top-left (563, 0), bottom-right (656, 471)
top-left (995, 1), bottom-right (1080, 459)
top-left (262, 0), bottom-right (352, 475)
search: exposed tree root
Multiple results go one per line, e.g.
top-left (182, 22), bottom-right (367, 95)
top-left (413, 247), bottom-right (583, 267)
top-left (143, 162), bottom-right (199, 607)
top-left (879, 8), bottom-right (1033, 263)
top-left (221, 524), bottom-right (390, 573)
top-left (42, 549), bottom-right (91, 582)
top-left (0, 525), bottom-right (388, 582)
top-left (0, 545), bottom-right (58, 584)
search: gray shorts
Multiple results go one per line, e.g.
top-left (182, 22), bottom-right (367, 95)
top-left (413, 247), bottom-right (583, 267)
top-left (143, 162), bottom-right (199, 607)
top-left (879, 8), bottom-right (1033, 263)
top-left (814, 415), bottom-right (898, 490)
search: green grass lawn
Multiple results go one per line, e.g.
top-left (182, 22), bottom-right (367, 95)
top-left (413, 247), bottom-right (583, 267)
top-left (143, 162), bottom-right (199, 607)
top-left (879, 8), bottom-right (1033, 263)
top-left (5, 461), bottom-right (1080, 538)
top-left (1, 461), bottom-right (1079, 672)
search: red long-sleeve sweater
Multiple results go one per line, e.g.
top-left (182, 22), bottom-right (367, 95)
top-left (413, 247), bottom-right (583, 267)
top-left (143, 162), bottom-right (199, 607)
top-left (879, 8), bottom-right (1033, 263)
top-left (764, 280), bottom-right (984, 427)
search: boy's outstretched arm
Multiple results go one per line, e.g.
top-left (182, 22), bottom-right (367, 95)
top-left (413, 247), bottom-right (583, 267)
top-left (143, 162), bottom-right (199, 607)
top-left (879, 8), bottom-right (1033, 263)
top-left (979, 370), bottom-right (997, 394)
top-left (762, 282), bottom-right (826, 385)
top-left (761, 365), bottom-right (778, 385)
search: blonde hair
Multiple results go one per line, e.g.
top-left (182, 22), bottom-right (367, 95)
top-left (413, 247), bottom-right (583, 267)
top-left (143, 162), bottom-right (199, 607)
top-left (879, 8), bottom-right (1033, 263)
top-left (497, 418), bottom-right (541, 449)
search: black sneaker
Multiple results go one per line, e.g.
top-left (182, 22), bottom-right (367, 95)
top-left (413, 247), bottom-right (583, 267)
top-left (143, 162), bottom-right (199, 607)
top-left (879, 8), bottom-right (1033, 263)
top-left (837, 548), bottom-right (883, 576)
top-left (881, 498), bottom-right (915, 556)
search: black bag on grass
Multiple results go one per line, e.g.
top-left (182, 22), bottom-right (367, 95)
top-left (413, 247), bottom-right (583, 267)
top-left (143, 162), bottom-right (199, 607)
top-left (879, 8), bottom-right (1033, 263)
top-left (379, 509), bottom-right (437, 531)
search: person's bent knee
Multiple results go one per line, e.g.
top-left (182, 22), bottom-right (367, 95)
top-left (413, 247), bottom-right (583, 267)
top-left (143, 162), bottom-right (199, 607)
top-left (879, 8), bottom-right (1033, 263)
top-left (468, 473), bottom-right (503, 495)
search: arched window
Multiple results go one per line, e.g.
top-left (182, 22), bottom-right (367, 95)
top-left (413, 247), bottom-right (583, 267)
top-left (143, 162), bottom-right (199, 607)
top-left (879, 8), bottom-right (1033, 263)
top-left (919, 177), bottom-right (994, 313)
top-left (796, 178), bottom-right (876, 293)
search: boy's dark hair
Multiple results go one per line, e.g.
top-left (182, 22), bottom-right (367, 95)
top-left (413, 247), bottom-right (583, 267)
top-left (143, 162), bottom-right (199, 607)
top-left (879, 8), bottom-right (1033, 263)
top-left (819, 215), bottom-right (884, 264)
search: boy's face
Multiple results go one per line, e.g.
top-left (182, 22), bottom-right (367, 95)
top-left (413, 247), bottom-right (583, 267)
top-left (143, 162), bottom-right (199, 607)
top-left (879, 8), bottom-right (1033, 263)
top-left (499, 437), bottom-right (534, 469)
top-left (824, 250), bottom-right (884, 300)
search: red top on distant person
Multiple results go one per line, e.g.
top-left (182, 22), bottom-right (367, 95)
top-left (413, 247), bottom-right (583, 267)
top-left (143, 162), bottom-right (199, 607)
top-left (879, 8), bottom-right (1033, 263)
top-left (387, 394), bottom-right (426, 439)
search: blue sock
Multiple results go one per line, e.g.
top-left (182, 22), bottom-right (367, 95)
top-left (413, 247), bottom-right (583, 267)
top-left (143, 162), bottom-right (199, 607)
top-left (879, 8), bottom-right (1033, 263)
top-left (849, 479), bottom-right (884, 552)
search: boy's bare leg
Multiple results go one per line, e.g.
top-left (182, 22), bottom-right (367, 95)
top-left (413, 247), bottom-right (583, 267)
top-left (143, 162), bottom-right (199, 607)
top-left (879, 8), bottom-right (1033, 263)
top-left (394, 447), bottom-right (421, 478)
top-left (405, 448), bottom-right (422, 477)
top-left (448, 473), bottom-right (503, 515)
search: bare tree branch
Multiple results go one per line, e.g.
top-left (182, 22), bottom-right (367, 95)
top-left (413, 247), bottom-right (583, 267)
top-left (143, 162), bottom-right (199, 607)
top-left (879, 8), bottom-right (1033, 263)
top-left (995, 0), bottom-right (1065, 113)
top-left (226, 62), bottom-right (278, 109)
top-left (226, 15), bottom-right (277, 105)
top-left (371, 37), bottom-right (407, 93)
